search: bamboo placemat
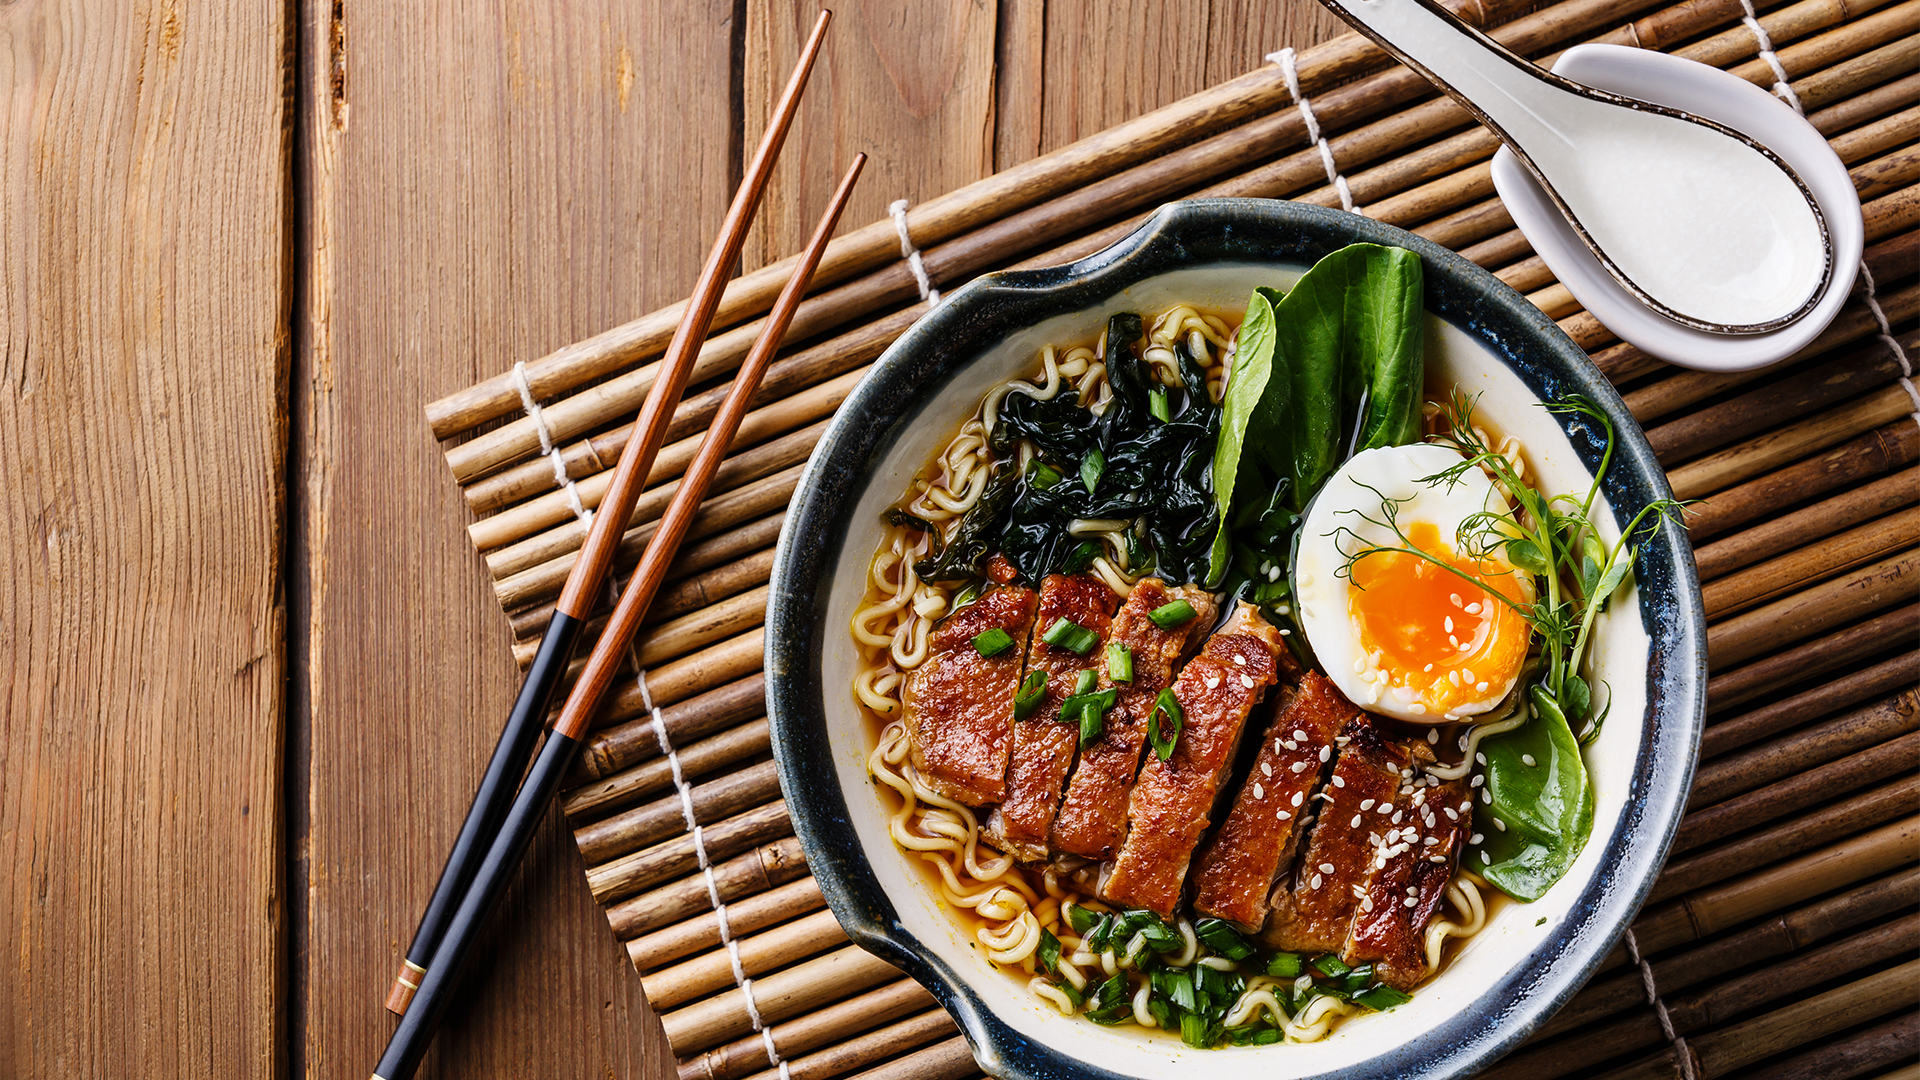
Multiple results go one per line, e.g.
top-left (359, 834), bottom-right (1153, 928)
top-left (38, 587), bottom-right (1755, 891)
top-left (428, 0), bottom-right (1920, 1075)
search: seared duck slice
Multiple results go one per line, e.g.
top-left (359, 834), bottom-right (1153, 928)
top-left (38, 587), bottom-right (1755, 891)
top-left (901, 583), bottom-right (1038, 807)
top-left (1099, 605), bottom-right (1284, 917)
top-left (987, 573), bottom-right (1118, 861)
top-left (1049, 580), bottom-right (1216, 860)
top-left (1189, 672), bottom-right (1356, 930)
top-left (1343, 770), bottom-right (1472, 989)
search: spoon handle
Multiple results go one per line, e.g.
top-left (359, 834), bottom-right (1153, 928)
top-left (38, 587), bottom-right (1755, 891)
top-left (1316, 0), bottom-right (1582, 153)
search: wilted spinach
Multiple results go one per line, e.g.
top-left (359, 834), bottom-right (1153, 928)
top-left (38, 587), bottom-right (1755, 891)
top-left (914, 312), bottom-right (1224, 587)
top-left (1206, 244), bottom-right (1425, 587)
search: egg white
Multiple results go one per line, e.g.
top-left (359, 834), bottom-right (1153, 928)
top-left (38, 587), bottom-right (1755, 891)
top-left (1292, 443), bottom-right (1522, 723)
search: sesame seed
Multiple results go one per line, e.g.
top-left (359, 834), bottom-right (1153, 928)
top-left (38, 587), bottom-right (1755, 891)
top-left (1204, 674), bottom-right (1221, 689)
top-left (1462, 668), bottom-right (1475, 684)
top-left (1424, 836), bottom-right (1440, 846)
top-left (1444, 807), bottom-right (1458, 821)
top-left (1522, 754), bottom-right (1538, 767)
top-left (1423, 663), bottom-right (1433, 673)
top-left (1320, 863), bottom-right (1336, 875)
top-left (1283, 740), bottom-right (1298, 751)
top-left (1378, 803), bottom-right (1393, 815)
top-left (1450, 593), bottom-right (1462, 607)
top-left (1482, 789), bottom-right (1493, 804)
top-left (1458, 734), bottom-right (1470, 751)
top-left (1470, 775), bottom-right (1484, 788)
top-left (1477, 681), bottom-right (1490, 692)
top-left (1277, 809), bottom-right (1291, 820)
top-left (1332, 775), bottom-right (1346, 788)
top-left (1448, 670), bottom-right (1461, 687)
top-left (1475, 753), bottom-right (1487, 765)
top-left (1320, 746), bottom-right (1332, 762)
top-left (1459, 641), bottom-right (1473, 652)
top-left (1465, 602), bottom-right (1481, 615)
top-left (1241, 674), bottom-right (1256, 689)
top-left (1351, 815), bottom-right (1363, 828)
top-left (1294, 729), bottom-right (1308, 742)
top-left (1448, 634), bottom-right (1460, 647)
top-left (1261, 762), bottom-right (1273, 777)
top-left (1404, 896), bottom-right (1418, 908)
top-left (1318, 792), bottom-right (1337, 803)
top-left (1292, 792), bottom-right (1304, 807)
top-left (1481, 851), bottom-right (1491, 864)
top-left (1360, 799), bottom-right (1375, 811)
top-left (1430, 855), bottom-right (1447, 863)
top-left (1310, 874), bottom-right (1323, 889)
top-left (1445, 616), bottom-right (1455, 633)
top-left (1426, 728), bottom-right (1439, 745)
top-left (1361, 896), bottom-right (1373, 911)
top-left (1469, 833), bottom-right (1484, 844)
top-left (1494, 816), bottom-right (1507, 831)
top-left (1352, 658), bottom-right (1366, 674)
top-left (1253, 783), bottom-right (1266, 801)
top-left (1410, 702), bottom-right (1427, 714)
top-left (1291, 761), bottom-right (1309, 774)
top-left (1392, 811), bottom-right (1403, 824)
top-left (1232, 654), bottom-right (1246, 666)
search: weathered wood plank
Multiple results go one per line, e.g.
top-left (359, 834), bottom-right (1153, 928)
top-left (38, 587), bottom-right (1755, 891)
top-left (0, 1), bottom-right (288, 1076)
top-left (293, 0), bottom-right (734, 1076)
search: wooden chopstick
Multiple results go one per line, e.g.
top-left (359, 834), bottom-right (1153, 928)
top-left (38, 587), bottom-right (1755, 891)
top-left (382, 7), bottom-right (835, 1018)
top-left (371, 151), bottom-right (866, 1080)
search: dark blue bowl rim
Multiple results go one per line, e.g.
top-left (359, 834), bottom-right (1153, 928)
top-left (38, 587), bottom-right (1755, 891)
top-left (765, 198), bottom-right (1705, 1080)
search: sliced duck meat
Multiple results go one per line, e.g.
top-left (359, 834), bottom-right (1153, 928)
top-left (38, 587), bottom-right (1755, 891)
top-left (1050, 580), bottom-right (1217, 860)
top-left (1189, 672), bottom-right (1357, 930)
top-left (1344, 770), bottom-right (1472, 989)
top-left (1099, 605), bottom-right (1285, 917)
top-left (987, 573), bottom-right (1119, 861)
top-left (1262, 717), bottom-right (1416, 954)
top-left (902, 583), bottom-right (1038, 807)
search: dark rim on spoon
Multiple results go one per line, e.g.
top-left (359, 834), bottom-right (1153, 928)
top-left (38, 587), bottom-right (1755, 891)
top-left (1318, 0), bottom-right (1834, 336)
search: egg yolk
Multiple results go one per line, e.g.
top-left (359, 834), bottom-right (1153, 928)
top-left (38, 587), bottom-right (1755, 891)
top-left (1346, 521), bottom-right (1534, 718)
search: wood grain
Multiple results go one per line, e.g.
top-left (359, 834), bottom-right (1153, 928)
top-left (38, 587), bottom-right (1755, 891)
top-left (291, 0), bottom-right (733, 1076)
top-left (0, 1), bottom-right (288, 1076)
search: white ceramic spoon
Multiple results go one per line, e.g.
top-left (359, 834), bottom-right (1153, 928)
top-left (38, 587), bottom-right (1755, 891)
top-left (1318, 0), bottom-right (1835, 336)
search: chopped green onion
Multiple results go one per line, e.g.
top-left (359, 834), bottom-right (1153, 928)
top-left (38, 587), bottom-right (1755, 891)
top-left (1066, 903), bottom-right (1100, 936)
top-left (1106, 641), bottom-right (1133, 683)
top-left (1147, 996), bottom-right (1174, 1030)
top-left (1036, 928), bottom-right (1061, 974)
top-left (1149, 386), bottom-right (1170, 422)
top-left (1194, 918), bottom-right (1256, 961)
top-left (1060, 540), bottom-right (1100, 574)
top-left (1179, 1011), bottom-right (1215, 1048)
top-left (1042, 617), bottom-right (1099, 655)
top-left (1073, 669), bottom-right (1097, 696)
top-left (1340, 962), bottom-right (1376, 993)
top-left (971, 627), bottom-right (1014, 658)
top-left (1312, 953), bottom-right (1352, 978)
top-left (1148, 599), bottom-right (1198, 629)
top-left (1080, 448), bottom-right (1106, 494)
top-left (1148, 689), bottom-right (1184, 761)
top-left (1266, 952), bottom-right (1304, 979)
top-left (1012, 670), bottom-right (1048, 720)
top-left (1226, 1024), bottom-right (1282, 1046)
top-left (1026, 458), bottom-right (1063, 490)
top-left (949, 580), bottom-right (985, 611)
top-left (1084, 913), bottom-right (1115, 953)
top-left (1354, 984), bottom-right (1413, 1011)
top-left (1058, 977), bottom-right (1085, 1009)
top-left (1164, 969), bottom-right (1197, 1013)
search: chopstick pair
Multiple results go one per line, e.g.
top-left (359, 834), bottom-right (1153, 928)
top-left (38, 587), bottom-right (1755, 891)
top-left (372, 19), bottom-right (864, 1080)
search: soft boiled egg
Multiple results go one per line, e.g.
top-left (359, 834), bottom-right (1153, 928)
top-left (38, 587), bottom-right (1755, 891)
top-left (1293, 443), bottom-right (1536, 723)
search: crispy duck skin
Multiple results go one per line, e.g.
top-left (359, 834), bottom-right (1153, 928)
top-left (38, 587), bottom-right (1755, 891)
top-left (1190, 672), bottom-right (1358, 930)
top-left (1344, 772), bottom-right (1472, 989)
top-left (1049, 580), bottom-right (1217, 860)
top-left (901, 583), bottom-right (1038, 807)
top-left (1099, 606), bottom-right (1284, 917)
top-left (1263, 717), bottom-right (1416, 954)
top-left (988, 574), bottom-right (1118, 861)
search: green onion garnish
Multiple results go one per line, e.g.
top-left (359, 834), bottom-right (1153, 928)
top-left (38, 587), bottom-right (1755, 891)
top-left (1148, 689), bottom-right (1184, 760)
top-left (1073, 669), bottom-right (1097, 696)
top-left (1164, 968), bottom-right (1197, 1012)
top-left (1148, 599), bottom-right (1197, 629)
top-left (1080, 448), bottom-right (1106, 494)
top-left (1066, 903), bottom-right (1099, 936)
top-left (1078, 700), bottom-right (1105, 748)
top-left (1036, 928), bottom-right (1061, 973)
top-left (1106, 641), bottom-right (1133, 683)
top-left (1194, 918), bottom-right (1256, 961)
top-left (1179, 1012), bottom-right (1215, 1048)
top-left (1012, 670), bottom-right (1048, 720)
top-left (949, 580), bottom-right (985, 611)
top-left (1026, 458), bottom-right (1062, 489)
top-left (1042, 617), bottom-right (1099, 655)
top-left (1340, 962), bottom-right (1376, 993)
top-left (971, 627), bottom-right (1014, 657)
top-left (1059, 978), bottom-right (1085, 1009)
top-left (1149, 386), bottom-right (1170, 422)
top-left (1312, 953), bottom-right (1352, 978)
top-left (1266, 952), bottom-right (1304, 979)
top-left (1354, 984), bottom-right (1413, 1011)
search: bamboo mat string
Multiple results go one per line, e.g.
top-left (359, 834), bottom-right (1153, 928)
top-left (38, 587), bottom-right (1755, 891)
top-left (1726, 9), bottom-right (1920, 429)
top-left (887, 200), bottom-right (942, 306)
top-left (1623, 928), bottom-right (1701, 1080)
top-left (512, 359), bottom-right (596, 523)
top-left (1736, 0), bottom-right (1806, 112)
top-left (638, 666), bottom-right (792, 1080)
top-left (1268, 47), bottom-right (1362, 215)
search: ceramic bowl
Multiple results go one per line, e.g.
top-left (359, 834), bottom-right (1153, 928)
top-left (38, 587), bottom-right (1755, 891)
top-left (766, 198), bottom-right (1705, 1080)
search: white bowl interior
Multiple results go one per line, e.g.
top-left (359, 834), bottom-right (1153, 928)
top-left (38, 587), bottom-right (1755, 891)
top-left (818, 263), bottom-right (1650, 1076)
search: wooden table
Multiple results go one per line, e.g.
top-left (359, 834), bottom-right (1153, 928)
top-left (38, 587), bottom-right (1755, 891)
top-left (0, 2), bottom-right (1350, 1076)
